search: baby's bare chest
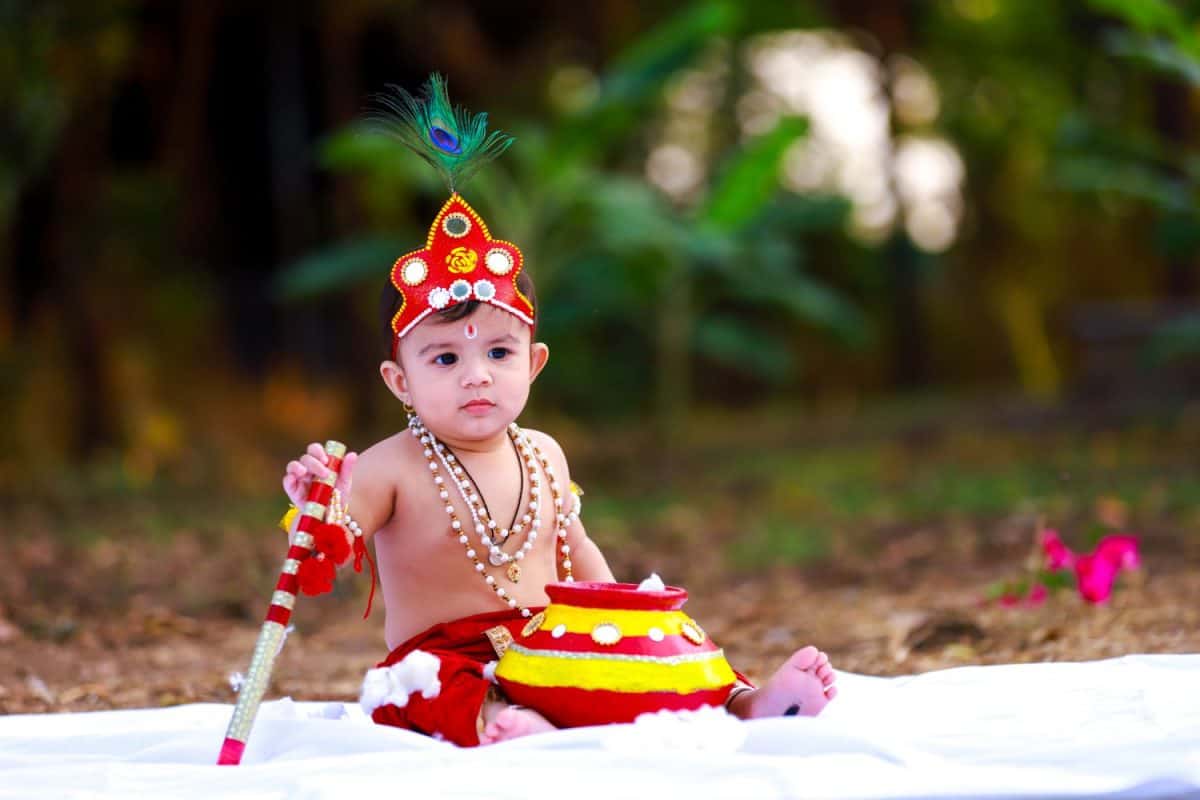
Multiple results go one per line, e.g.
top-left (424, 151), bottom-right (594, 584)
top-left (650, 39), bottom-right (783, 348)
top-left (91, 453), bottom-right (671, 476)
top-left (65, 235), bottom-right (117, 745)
top-left (379, 465), bottom-right (564, 592)
top-left (381, 463), bottom-right (544, 563)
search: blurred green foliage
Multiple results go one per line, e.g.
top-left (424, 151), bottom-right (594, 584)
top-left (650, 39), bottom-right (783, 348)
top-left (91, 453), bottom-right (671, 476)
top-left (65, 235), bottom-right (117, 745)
top-left (0, 1), bottom-right (134, 214)
top-left (279, 3), bottom-right (862, 425)
top-left (3, 0), bottom-right (1200, 562)
top-left (1057, 0), bottom-right (1200, 361)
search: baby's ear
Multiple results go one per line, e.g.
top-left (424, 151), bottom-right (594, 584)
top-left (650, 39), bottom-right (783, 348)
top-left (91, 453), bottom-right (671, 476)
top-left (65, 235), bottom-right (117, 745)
top-left (379, 360), bottom-right (410, 403)
top-left (529, 342), bottom-right (549, 382)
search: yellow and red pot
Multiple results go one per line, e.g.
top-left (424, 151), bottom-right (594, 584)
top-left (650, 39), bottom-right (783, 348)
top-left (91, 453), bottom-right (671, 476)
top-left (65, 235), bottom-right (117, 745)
top-left (495, 581), bottom-right (736, 727)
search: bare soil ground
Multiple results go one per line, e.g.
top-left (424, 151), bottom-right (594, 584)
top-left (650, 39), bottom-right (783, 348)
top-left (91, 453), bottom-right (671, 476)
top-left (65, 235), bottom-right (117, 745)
top-left (3, 532), bottom-right (1196, 715)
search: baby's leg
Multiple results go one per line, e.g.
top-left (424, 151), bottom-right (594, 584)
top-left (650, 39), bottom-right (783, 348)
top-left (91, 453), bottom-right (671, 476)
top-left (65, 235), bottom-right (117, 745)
top-left (478, 700), bottom-right (557, 745)
top-left (733, 646), bottom-right (837, 719)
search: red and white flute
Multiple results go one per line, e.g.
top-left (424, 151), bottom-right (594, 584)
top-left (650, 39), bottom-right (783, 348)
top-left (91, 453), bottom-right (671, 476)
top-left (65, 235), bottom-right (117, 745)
top-left (217, 440), bottom-right (347, 766)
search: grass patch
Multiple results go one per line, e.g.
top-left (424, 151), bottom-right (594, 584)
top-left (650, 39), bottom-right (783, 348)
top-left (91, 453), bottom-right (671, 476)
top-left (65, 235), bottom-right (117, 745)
top-left (728, 516), bottom-right (832, 569)
top-left (10, 401), bottom-right (1200, 570)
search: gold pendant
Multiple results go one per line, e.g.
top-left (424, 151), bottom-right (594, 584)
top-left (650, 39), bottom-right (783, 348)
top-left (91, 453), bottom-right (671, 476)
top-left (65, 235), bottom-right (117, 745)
top-left (506, 562), bottom-right (522, 583)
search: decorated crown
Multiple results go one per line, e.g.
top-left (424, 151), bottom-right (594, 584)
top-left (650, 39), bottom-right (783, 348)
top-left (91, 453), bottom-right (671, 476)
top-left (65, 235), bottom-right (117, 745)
top-left (389, 194), bottom-right (532, 343)
top-left (376, 76), bottom-right (532, 357)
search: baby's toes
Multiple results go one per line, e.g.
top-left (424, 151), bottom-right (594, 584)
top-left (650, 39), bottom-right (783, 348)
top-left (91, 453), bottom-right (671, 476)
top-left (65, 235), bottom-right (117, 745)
top-left (788, 645), bottom-right (821, 672)
top-left (492, 707), bottom-right (521, 733)
top-left (824, 684), bottom-right (839, 699)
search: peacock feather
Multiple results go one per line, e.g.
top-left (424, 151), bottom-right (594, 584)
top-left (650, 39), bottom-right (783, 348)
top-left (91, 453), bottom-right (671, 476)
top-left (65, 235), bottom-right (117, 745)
top-left (372, 74), bottom-right (513, 192)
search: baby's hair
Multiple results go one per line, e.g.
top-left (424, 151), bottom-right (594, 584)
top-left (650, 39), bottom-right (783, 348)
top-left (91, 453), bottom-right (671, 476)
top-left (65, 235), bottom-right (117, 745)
top-left (380, 270), bottom-right (538, 360)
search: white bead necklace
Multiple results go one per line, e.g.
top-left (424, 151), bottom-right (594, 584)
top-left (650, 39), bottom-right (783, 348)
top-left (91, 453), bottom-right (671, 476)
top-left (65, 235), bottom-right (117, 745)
top-left (434, 434), bottom-right (531, 578)
top-left (443, 428), bottom-right (539, 568)
top-left (408, 416), bottom-right (576, 617)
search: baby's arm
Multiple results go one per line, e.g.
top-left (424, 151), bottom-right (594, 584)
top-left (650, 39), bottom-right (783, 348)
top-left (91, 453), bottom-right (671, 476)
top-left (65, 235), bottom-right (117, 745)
top-left (283, 442), bottom-right (393, 543)
top-left (527, 431), bottom-right (615, 583)
top-left (563, 515), bottom-right (615, 582)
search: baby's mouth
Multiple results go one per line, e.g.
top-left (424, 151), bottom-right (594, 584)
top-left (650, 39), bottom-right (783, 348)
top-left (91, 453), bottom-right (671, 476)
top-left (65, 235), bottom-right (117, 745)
top-left (462, 398), bottom-right (496, 412)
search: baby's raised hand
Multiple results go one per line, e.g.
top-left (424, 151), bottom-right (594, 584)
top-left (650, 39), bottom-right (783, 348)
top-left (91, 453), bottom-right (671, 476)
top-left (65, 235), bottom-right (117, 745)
top-left (283, 443), bottom-right (358, 507)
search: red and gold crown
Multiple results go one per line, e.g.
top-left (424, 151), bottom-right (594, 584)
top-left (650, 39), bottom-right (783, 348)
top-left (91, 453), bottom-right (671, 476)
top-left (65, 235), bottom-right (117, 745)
top-left (376, 76), bottom-right (533, 357)
top-left (389, 193), bottom-right (533, 354)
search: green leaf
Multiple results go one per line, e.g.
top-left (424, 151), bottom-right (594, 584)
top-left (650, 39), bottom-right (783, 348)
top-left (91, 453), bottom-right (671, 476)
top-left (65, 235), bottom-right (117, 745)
top-left (319, 125), bottom-right (424, 181)
top-left (1087, 0), bottom-right (1200, 54)
top-left (551, 2), bottom-right (739, 162)
top-left (1037, 569), bottom-right (1075, 591)
top-left (755, 193), bottom-right (853, 235)
top-left (273, 236), bottom-right (409, 300)
top-left (584, 177), bottom-right (686, 255)
top-left (1055, 112), bottom-right (1170, 169)
top-left (776, 277), bottom-right (867, 345)
top-left (720, 251), bottom-right (869, 346)
top-left (1103, 30), bottom-right (1200, 86)
top-left (692, 314), bottom-right (795, 382)
top-left (1054, 155), bottom-right (1194, 213)
top-left (698, 116), bottom-right (809, 233)
top-left (597, 1), bottom-right (739, 107)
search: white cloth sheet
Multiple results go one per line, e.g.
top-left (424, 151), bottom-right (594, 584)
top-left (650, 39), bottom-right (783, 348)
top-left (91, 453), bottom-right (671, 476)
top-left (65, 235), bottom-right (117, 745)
top-left (2, 654), bottom-right (1198, 799)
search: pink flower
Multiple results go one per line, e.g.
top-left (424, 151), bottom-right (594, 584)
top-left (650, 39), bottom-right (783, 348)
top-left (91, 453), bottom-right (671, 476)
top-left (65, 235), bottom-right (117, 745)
top-left (998, 593), bottom-right (1021, 608)
top-left (1095, 534), bottom-right (1140, 571)
top-left (1074, 553), bottom-right (1118, 604)
top-left (1040, 529), bottom-right (1076, 570)
top-left (1025, 583), bottom-right (1048, 607)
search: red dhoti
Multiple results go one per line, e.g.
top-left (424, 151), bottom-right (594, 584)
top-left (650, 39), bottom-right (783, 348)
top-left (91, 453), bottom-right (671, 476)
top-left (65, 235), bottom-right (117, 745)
top-left (369, 608), bottom-right (536, 747)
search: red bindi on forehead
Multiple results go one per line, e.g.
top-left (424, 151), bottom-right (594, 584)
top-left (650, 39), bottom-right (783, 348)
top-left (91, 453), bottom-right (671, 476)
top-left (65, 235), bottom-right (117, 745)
top-left (401, 305), bottom-right (530, 361)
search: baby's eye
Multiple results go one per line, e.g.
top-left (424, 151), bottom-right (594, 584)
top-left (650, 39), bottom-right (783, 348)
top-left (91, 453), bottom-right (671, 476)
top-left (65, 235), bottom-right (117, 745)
top-left (433, 353), bottom-right (458, 366)
top-left (488, 347), bottom-right (512, 360)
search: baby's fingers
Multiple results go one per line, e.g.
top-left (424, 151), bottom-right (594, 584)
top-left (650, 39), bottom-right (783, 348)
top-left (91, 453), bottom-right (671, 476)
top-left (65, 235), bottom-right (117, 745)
top-left (282, 469), bottom-right (307, 506)
top-left (300, 452), bottom-right (332, 480)
top-left (284, 445), bottom-right (349, 506)
top-left (284, 451), bottom-right (324, 501)
top-left (335, 452), bottom-right (358, 496)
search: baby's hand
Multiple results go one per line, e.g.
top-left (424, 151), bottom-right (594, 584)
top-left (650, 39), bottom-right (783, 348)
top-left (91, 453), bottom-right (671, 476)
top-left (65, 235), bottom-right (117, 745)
top-left (283, 443), bottom-right (358, 507)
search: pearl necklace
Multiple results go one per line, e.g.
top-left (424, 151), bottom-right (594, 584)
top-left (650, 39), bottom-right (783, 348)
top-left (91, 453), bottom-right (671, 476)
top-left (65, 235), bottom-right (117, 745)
top-left (408, 416), bottom-right (577, 617)
top-left (446, 429), bottom-right (538, 565)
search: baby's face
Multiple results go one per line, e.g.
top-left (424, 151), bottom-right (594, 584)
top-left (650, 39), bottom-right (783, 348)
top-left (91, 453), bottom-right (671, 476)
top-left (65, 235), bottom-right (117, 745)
top-left (393, 304), bottom-right (546, 444)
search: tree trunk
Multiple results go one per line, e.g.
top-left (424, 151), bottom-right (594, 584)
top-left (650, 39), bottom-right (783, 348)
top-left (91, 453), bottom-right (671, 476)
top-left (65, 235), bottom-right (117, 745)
top-left (1152, 78), bottom-right (1197, 298)
top-left (50, 92), bottom-right (119, 456)
top-left (655, 256), bottom-right (690, 472)
top-left (833, 1), bottom-right (929, 387)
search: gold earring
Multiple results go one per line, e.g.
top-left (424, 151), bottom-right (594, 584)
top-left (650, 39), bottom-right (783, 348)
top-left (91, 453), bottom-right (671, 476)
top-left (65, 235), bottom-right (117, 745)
top-left (402, 401), bottom-right (415, 416)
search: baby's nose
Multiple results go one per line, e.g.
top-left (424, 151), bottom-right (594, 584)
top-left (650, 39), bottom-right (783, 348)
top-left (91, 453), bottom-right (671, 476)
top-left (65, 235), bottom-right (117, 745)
top-left (461, 363), bottom-right (494, 387)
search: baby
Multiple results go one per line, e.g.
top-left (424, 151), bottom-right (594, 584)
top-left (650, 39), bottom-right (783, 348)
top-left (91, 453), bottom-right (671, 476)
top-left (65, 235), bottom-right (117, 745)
top-left (281, 80), bottom-right (836, 747)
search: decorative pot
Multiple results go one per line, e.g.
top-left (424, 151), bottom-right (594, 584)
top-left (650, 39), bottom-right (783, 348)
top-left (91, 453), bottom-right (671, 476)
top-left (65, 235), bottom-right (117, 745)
top-left (494, 581), bottom-right (736, 727)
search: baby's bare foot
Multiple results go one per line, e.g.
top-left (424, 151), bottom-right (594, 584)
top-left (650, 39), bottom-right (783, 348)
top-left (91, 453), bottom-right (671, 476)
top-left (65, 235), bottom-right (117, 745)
top-left (478, 705), bottom-right (557, 745)
top-left (741, 645), bottom-right (837, 719)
